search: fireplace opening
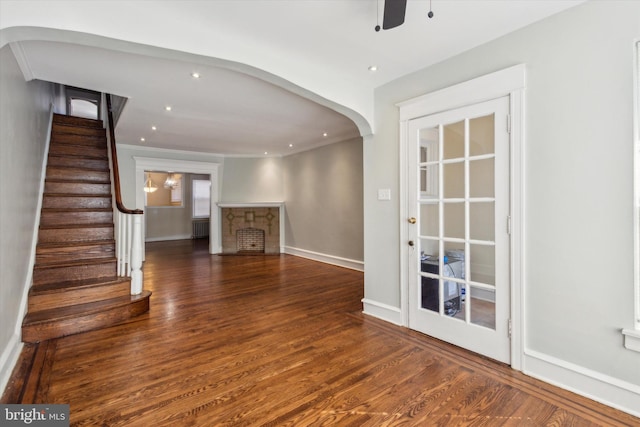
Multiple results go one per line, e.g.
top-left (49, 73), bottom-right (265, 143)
top-left (237, 228), bottom-right (265, 253)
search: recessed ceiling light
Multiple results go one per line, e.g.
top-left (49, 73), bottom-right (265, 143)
top-left (191, 72), bottom-right (200, 79)
top-left (140, 137), bottom-right (146, 142)
top-left (368, 65), bottom-right (378, 72)
top-left (289, 144), bottom-right (293, 148)
top-left (165, 106), bottom-right (172, 111)
top-left (323, 132), bottom-right (328, 137)
top-left (151, 126), bottom-right (157, 131)
top-left (264, 151), bottom-right (268, 155)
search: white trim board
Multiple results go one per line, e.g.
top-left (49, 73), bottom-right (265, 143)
top-left (283, 246), bottom-right (364, 272)
top-left (524, 350), bottom-right (640, 418)
top-left (145, 234), bottom-right (192, 243)
top-left (361, 299), bottom-right (403, 326)
top-left (0, 335), bottom-right (23, 395)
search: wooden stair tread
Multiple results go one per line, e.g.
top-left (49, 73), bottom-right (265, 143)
top-left (37, 239), bottom-right (115, 248)
top-left (23, 291), bottom-right (152, 325)
top-left (39, 223), bottom-right (114, 230)
top-left (47, 166), bottom-right (109, 172)
top-left (48, 153), bottom-right (109, 163)
top-left (46, 178), bottom-right (111, 184)
top-left (30, 276), bottom-right (130, 295)
top-left (34, 257), bottom-right (116, 269)
top-left (41, 207), bottom-right (112, 212)
top-left (44, 193), bottom-right (112, 198)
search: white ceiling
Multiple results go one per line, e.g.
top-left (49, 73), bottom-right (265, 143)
top-left (2, 0), bottom-right (585, 156)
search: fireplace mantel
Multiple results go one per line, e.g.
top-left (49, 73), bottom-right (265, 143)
top-left (218, 202), bottom-right (284, 208)
top-left (217, 202), bottom-right (284, 254)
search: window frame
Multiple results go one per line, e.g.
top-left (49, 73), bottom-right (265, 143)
top-left (192, 178), bottom-right (212, 219)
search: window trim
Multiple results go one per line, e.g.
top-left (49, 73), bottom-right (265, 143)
top-left (622, 40), bottom-right (640, 352)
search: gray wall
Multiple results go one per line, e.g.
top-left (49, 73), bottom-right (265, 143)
top-left (0, 45), bottom-right (54, 389)
top-left (221, 157), bottom-right (283, 202)
top-left (364, 0), bottom-right (639, 408)
top-left (117, 144), bottom-right (363, 263)
top-left (283, 137), bottom-right (364, 261)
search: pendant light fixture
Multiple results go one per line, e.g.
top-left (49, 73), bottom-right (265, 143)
top-left (144, 172), bottom-right (158, 193)
top-left (163, 173), bottom-right (179, 189)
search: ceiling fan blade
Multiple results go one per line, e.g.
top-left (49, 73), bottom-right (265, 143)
top-left (382, 0), bottom-right (407, 30)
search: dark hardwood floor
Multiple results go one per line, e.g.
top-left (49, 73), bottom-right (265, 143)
top-left (3, 239), bottom-right (638, 426)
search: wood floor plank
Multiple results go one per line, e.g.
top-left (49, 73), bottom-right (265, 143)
top-left (2, 239), bottom-right (638, 426)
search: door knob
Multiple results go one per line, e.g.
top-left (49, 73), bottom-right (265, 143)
top-left (408, 217), bottom-right (416, 224)
top-left (408, 240), bottom-right (415, 246)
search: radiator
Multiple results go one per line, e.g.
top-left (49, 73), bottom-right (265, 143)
top-left (192, 220), bottom-right (210, 239)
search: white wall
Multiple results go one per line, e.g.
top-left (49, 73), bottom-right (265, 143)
top-left (0, 45), bottom-right (54, 391)
top-left (365, 0), bottom-right (640, 415)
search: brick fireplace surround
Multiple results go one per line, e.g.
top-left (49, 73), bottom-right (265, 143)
top-left (219, 205), bottom-right (281, 254)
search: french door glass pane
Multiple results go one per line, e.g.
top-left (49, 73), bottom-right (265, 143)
top-left (470, 202), bottom-right (495, 241)
top-left (444, 202), bottom-right (464, 239)
top-left (470, 244), bottom-right (495, 286)
top-left (469, 114), bottom-right (495, 156)
top-left (444, 121), bottom-right (465, 159)
top-left (470, 287), bottom-right (496, 330)
top-left (420, 203), bottom-right (438, 238)
top-left (420, 163), bottom-right (438, 197)
top-left (420, 237), bottom-right (438, 259)
top-left (470, 158), bottom-right (494, 198)
top-left (444, 162), bottom-right (464, 198)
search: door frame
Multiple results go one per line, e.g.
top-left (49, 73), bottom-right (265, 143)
top-left (397, 64), bottom-right (526, 370)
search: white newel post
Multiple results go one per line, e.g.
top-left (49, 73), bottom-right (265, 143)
top-left (130, 214), bottom-right (143, 295)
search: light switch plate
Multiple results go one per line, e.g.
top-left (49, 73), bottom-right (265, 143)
top-left (377, 188), bottom-right (391, 201)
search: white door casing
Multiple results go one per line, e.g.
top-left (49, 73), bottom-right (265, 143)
top-left (398, 64), bottom-right (525, 369)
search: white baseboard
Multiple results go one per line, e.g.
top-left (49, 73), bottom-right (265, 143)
top-left (0, 333), bottom-right (23, 396)
top-left (361, 298), bottom-right (403, 325)
top-left (145, 234), bottom-right (192, 243)
top-left (283, 246), bottom-right (364, 272)
top-left (524, 349), bottom-right (640, 418)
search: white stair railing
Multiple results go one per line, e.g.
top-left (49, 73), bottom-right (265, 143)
top-left (104, 94), bottom-right (144, 295)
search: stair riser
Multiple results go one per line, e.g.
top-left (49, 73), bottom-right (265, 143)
top-left (36, 243), bottom-right (115, 265)
top-left (45, 181), bottom-right (111, 195)
top-left (39, 226), bottom-right (114, 243)
top-left (22, 293), bottom-right (150, 343)
top-left (28, 281), bottom-right (130, 312)
top-left (43, 196), bottom-right (112, 209)
top-left (52, 124), bottom-right (105, 137)
top-left (48, 144), bottom-right (107, 159)
top-left (33, 261), bottom-right (116, 286)
top-left (48, 155), bottom-right (108, 170)
top-left (52, 115), bottom-right (103, 129)
top-left (46, 168), bottom-right (110, 182)
top-left (51, 134), bottom-right (106, 148)
top-left (40, 210), bottom-right (113, 226)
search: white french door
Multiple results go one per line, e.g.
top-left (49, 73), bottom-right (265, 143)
top-left (407, 96), bottom-right (511, 363)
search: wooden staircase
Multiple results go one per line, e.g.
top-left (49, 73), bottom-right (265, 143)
top-left (22, 114), bottom-right (151, 343)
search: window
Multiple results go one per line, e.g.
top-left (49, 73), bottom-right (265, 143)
top-left (69, 98), bottom-right (98, 119)
top-left (65, 86), bottom-right (101, 119)
top-left (623, 40), bottom-right (640, 351)
top-left (192, 179), bottom-right (211, 218)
